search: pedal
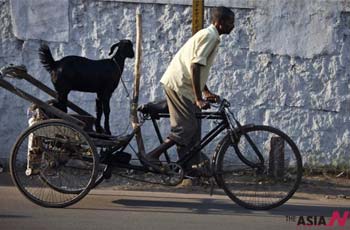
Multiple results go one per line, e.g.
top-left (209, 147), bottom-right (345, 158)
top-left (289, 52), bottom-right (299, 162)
top-left (191, 160), bottom-right (209, 169)
top-left (191, 160), bottom-right (211, 177)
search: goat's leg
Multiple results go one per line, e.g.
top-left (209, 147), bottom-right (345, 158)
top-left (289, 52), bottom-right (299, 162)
top-left (55, 91), bottom-right (69, 113)
top-left (102, 96), bottom-right (112, 135)
top-left (95, 96), bottom-right (104, 133)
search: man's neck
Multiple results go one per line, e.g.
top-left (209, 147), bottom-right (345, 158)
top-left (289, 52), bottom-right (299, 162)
top-left (210, 23), bottom-right (221, 37)
top-left (212, 23), bottom-right (223, 35)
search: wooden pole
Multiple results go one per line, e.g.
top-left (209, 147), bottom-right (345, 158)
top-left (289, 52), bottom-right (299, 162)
top-left (131, 13), bottom-right (146, 156)
top-left (192, 0), bottom-right (204, 35)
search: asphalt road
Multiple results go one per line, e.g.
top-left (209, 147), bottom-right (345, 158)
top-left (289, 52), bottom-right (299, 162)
top-left (1, 173), bottom-right (349, 230)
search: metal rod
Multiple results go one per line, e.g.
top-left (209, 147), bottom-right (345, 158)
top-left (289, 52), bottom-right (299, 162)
top-left (8, 69), bottom-right (93, 117)
top-left (177, 122), bottom-right (227, 165)
top-left (0, 78), bottom-right (85, 127)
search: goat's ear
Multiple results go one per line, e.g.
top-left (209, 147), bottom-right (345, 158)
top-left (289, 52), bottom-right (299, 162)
top-left (109, 43), bottom-right (120, 56)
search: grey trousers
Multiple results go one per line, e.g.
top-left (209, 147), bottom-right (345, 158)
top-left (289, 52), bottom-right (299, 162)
top-left (164, 86), bottom-right (201, 167)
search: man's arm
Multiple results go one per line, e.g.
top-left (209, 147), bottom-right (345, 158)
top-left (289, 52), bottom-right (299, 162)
top-left (191, 63), bottom-right (210, 109)
top-left (190, 32), bottom-right (219, 108)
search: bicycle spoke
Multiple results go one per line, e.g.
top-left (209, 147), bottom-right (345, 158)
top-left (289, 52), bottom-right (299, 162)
top-left (216, 126), bottom-right (302, 210)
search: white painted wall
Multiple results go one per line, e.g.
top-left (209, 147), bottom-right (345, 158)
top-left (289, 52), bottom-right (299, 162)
top-left (100, 0), bottom-right (350, 11)
top-left (0, 0), bottom-right (350, 167)
top-left (10, 0), bottom-right (69, 42)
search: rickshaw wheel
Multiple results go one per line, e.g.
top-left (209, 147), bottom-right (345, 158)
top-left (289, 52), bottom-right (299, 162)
top-left (10, 119), bottom-right (98, 208)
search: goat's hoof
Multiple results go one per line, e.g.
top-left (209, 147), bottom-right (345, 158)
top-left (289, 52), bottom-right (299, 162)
top-left (105, 130), bottom-right (112, 135)
top-left (95, 126), bottom-right (105, 134)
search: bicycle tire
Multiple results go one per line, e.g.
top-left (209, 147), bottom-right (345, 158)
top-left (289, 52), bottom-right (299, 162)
top-left (215, 125), bottom-right (302, 210)
top-left (10, 119), bottom-right (98, 208)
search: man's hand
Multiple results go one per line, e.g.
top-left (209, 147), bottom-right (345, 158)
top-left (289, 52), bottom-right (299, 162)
top-left (196, 99), bottom-right (210, 110)
top-left (203, 91), bottom-right (220, 103)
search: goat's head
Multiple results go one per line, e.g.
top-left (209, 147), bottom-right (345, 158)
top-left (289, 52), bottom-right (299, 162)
top-left (109, 40), bottom-right (135, 59)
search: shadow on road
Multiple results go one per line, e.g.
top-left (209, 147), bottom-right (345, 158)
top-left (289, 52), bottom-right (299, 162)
top-left (0, 215), bottom-right (31, 219)
top-left (0, 172), bottom-right (13, 186)
top-left (69, 190), bottom-right (349, 217)
top-left (110, 198), bottom-right (348, 216)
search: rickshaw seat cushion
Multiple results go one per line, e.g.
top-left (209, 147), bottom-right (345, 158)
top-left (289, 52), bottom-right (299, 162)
top-left (137, 100), bottom-right (169, 118)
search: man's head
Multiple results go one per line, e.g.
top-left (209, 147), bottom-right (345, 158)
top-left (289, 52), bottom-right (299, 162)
top-left (211, 6), bottom-right (235, 35)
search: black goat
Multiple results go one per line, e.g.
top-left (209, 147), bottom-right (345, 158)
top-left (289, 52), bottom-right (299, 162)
top-left (39, 40), bottom-right (134, 135)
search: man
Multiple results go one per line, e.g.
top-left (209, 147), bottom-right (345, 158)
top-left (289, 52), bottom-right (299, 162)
top-left (147, 6), bottom-right (235, 170)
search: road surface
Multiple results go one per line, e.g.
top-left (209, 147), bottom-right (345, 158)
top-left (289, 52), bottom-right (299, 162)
top-left (0, 173), bottom-right (349, 230)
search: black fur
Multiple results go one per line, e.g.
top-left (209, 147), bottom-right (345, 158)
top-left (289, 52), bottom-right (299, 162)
top-left (39, 40), bottom-right (135, 135)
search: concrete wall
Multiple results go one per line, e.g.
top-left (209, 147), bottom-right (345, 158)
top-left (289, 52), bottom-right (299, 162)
top-left (0, 0), bottom-right (349, 167)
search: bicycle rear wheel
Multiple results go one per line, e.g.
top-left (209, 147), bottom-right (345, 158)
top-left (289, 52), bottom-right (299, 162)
top-left (10, 119), bottom-right (98, 208)
top-left (215, 125), bottom-right (302, 210)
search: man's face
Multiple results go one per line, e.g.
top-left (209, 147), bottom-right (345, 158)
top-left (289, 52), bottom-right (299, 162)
top-left (220, 16), bottom-right (235, 34)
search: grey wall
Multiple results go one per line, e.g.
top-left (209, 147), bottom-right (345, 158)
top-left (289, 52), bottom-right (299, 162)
top-left (0, 0), bottom-right (349, 167)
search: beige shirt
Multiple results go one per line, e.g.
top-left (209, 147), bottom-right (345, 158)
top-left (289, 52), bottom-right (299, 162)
top-left (160, 24), bottom-right (220, 102)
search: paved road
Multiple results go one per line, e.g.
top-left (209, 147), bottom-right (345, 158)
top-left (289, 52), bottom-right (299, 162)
top-left (0, 173), bottom-right (349, 230)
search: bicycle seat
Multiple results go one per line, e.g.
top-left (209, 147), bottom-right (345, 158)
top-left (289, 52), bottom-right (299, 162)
top-left (138, 100), bottom-right (169, 119)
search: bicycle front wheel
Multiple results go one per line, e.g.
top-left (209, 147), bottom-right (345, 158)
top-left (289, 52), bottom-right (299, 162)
top-left (215, 125), bottom-right (302, 210)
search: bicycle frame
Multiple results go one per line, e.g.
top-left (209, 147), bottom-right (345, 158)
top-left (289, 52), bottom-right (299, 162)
top-left (103, 99), bottom-right (265, 175)
top-left (100, 110), bottom-right (227, 173)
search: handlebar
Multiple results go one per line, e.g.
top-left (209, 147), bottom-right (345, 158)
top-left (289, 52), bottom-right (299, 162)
top-left (218, 99), bottom-right (230, 111)
top-left (204, 97), bottom-right (230, 112)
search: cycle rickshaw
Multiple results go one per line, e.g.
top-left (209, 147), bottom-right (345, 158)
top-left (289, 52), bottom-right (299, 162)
top-left (0, 65), bottom-right (302, 210)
